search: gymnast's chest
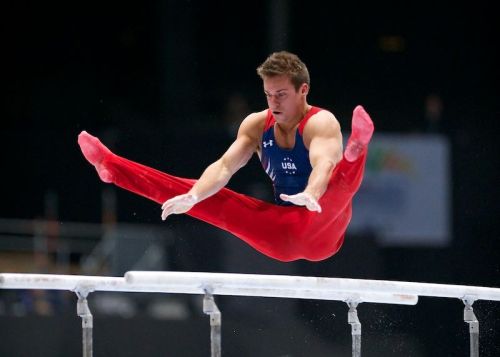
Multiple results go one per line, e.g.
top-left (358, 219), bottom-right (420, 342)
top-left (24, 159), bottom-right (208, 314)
top-left (260, 129), bottom-right (311, 179)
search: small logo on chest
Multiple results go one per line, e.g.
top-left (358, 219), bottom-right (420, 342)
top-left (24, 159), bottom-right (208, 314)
top-left (263, 140), bottom-right (273, 148)
top-left (282, 157), bottom-right (297, 174)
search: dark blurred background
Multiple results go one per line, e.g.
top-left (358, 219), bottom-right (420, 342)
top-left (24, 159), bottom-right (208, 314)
top-left (1, 1), bottom-right (499, 356)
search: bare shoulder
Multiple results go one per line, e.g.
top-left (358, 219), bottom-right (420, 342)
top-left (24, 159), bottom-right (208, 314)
top-left (237, 109), bottom-right (268, 140)
top-left (303, 108), bottom-right (341, 139)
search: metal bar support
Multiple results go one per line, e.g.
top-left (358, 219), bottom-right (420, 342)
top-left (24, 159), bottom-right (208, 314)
top-left (462, 296), bottom-right (479, 357)
top-left (76, 288), bottom-right (93, 357)
top-left (203, 291), bottom-right (221, 357)
top-left (347, 300), bottom-right (361, 357)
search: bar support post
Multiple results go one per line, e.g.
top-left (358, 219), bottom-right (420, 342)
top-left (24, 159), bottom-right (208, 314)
top-left (203, 290), bottom-right (221, 357)
top-left (347, 300), bottom-right (361, 357)
top-left (76, 288), bottom-right (93, 357)
top-left (462, 296), bottom-right (479, 357)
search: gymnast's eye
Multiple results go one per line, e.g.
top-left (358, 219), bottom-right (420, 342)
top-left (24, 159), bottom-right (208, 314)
top-left (264, 91), bottom-right (288, 101)
top-left (276, 92), bottom-right (288, 100)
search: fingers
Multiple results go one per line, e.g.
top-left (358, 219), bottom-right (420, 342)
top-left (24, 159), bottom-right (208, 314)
top-left (279, 193), bottom-right (292, 202)
top-left (161, 194), bottom-right (198, 220)
top-left (161, 203), bottom-right (174, 221)
top-left (308, 200), bottom-right (322, 213)
top-left (302, 195), bottom-right (321, 213)
top-left (161, 200), bottom-right (186, 220)
top-left (279, 193), bottom-right (322, 213)
top-left (161, 195), bottom-right (186, 210)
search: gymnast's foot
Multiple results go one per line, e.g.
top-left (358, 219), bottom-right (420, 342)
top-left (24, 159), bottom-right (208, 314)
top-left (344, 105), bottom-right (374, 162)
top-left (78, 131), bottom-right (114, 183)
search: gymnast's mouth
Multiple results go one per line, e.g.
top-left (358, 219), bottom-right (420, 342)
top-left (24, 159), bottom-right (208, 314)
top-left (272, 111), bottom-right (282, 116)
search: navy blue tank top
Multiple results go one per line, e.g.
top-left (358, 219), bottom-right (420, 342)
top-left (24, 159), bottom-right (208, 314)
top-left (260, 107), bottom-right (323, 205)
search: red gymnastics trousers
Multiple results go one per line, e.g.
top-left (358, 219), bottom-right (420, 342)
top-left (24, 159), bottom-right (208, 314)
top-left (78, 120), bottom-right (370, 263)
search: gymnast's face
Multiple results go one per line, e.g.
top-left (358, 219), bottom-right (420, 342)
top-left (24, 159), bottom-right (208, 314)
top-left (263, 75), bottom-right (309, 125)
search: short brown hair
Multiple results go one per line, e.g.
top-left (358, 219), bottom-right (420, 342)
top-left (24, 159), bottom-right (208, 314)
top-left (256, 51), bottom-right (310, 91)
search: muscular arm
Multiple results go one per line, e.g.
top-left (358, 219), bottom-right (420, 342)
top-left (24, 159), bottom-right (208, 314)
top-left (303, 112), bottom-right (343, 200)
top-left (161, 112), bottom-right (264, 220)
top-left (280, 111), bottom-right (342, 212)
top-left (187, 129), bottom-right (257, 201)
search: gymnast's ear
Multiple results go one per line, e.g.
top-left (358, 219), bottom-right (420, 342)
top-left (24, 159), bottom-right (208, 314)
top-left (300, 83), bottom-right (309, 95)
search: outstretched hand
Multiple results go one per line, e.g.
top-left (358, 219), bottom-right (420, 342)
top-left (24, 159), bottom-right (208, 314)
top-left (161, 194), bottom-right (199, 220)
top-left (279, 192), bottom-right (322, 213)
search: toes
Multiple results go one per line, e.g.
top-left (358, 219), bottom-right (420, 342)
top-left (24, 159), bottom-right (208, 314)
top-left (98, 169), bottom-right (113, 183)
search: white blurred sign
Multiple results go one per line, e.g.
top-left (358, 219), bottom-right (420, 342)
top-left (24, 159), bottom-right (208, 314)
top-left (348, 133), bottom-right (451, 246)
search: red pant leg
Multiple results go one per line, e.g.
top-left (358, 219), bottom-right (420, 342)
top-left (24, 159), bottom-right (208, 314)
top-left (90, 146), bottom-right (367, 262)
top-left (285, 150), bottom-right (368, 261)
top-left (99, 152), bottom-right (306, 261)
